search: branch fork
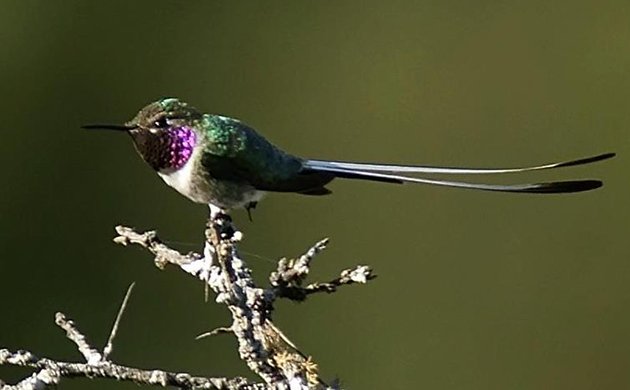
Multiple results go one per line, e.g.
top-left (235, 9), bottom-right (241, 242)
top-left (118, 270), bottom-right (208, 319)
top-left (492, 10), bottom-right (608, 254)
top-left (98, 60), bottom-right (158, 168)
top-left (2, 212), bottom-right (376, 389)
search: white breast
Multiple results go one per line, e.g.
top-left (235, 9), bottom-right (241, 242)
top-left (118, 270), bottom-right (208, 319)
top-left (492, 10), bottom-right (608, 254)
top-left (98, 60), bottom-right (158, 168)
top-left (157, 156), bottom-right (200, 201)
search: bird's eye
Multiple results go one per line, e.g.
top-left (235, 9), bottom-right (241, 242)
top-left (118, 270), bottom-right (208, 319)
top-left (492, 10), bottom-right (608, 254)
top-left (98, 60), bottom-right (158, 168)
top-left (154, 117), bottom-right (169, 128)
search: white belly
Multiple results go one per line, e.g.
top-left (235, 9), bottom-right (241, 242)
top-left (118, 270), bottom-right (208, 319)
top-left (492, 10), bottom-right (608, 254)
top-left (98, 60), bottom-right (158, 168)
top-left (157, 156), bottom-right (266, 209)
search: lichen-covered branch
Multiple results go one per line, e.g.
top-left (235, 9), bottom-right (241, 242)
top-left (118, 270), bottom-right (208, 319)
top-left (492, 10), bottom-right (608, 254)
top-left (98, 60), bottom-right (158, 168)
top-left (2, 212), bottom-right (376, 389)
top-left (0, 348), bottom-right (262, 390)
top-left (272, 265), bottom-right (376, 301)
top-left (1, 309), bottom-right (264, 390)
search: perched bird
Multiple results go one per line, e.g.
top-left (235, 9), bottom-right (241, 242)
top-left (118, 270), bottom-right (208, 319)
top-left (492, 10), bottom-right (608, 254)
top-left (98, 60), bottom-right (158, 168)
top-left (84, 98), bottom-right (614, 214)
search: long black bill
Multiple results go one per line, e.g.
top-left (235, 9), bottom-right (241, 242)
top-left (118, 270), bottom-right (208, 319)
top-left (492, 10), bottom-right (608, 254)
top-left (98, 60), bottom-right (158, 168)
top-left (82, 124), bottom-right (135, 131)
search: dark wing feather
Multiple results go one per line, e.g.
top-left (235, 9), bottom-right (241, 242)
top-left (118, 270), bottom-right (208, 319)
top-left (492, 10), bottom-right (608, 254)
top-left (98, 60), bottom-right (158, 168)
top-left (201, 116), bottom-right (334, 193)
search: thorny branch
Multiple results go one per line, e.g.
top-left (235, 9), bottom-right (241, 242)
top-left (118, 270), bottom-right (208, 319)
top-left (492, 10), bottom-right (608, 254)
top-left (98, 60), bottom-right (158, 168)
top-left (1, 213), bottom-right (376, 389)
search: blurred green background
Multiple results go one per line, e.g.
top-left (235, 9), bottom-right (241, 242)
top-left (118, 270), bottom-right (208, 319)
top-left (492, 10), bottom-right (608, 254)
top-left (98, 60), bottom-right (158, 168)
top-left (0, 1), bottom-right (628, 389)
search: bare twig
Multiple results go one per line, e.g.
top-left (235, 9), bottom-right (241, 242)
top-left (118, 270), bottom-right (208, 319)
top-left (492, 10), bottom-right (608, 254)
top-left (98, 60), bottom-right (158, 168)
top-left (303, 265), bottom-right (376, 294)
top-left (270, 239), bottom-right (330, 287)
top-left (55, 312), bottom-right (102, 364)
top-left (0, 348), bottom-right (263, 390)
top-left (113, 227), bottom-right (200, 269)
top-left (3, 303), bottom-right (265, 390)
top-left (103, 282), bottom-right (135, 360)
top-left (270, 241), bottom-right (376, 302)
top-left (196, 326), bottom-right (234, 340)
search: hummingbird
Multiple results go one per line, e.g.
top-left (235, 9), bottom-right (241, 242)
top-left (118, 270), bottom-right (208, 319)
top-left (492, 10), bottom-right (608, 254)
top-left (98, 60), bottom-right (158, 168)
top-left (84, 98), bottom-right (614, 215)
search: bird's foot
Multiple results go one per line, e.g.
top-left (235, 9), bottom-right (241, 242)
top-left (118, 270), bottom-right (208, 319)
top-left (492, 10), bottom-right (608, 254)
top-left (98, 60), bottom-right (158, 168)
top-left (245, 202), bottom-right (258, 222)
top-left (207, 204), bottom-right (234, 240)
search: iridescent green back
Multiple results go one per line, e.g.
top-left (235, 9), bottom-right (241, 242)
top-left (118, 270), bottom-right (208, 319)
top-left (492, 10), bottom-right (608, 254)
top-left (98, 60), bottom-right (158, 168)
top-left (199, 114), bottom-right (334, 193)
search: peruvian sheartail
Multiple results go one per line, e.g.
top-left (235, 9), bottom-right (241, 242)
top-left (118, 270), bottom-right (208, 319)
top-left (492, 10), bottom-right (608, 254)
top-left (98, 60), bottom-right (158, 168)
top-left (84, 98), bottom-right (614, 213)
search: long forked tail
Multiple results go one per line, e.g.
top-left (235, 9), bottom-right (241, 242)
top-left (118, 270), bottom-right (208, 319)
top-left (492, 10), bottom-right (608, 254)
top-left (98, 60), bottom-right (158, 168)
top-left (302, 152), bottom-right (615, 194)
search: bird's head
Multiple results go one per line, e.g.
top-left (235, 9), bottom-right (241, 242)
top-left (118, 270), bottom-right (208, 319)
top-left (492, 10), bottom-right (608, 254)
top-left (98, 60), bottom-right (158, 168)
top-left (84, 98), bottom-right (202, 172)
